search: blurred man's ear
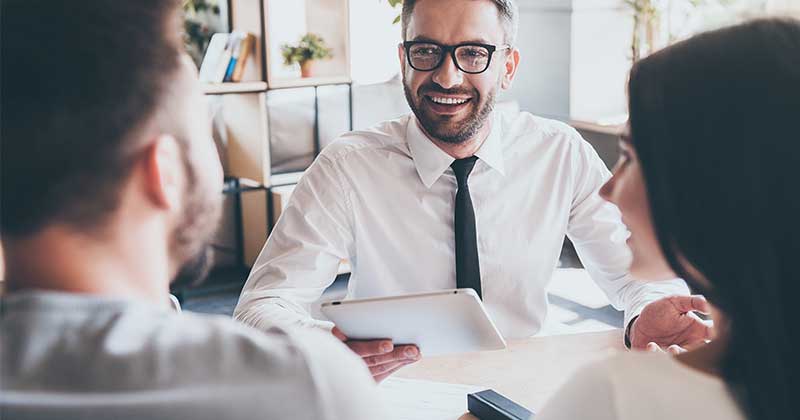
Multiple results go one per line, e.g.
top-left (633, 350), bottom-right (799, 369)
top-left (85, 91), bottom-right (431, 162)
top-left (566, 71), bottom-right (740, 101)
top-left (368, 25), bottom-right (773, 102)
top-left (181, 53), bottom-right (200, 76)
top-left (398, 43), bottom-right (406, 73)
top-left (141, 135), bottom-right (184, 211)
top-left (1, 239), bottom-right (5, 284)
top-left (501, 48), bottom-right (520, 90)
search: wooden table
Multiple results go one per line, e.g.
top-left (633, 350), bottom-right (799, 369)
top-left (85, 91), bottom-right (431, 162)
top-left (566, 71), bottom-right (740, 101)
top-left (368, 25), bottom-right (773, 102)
top-left (395, 330), bottom-right (624, 417)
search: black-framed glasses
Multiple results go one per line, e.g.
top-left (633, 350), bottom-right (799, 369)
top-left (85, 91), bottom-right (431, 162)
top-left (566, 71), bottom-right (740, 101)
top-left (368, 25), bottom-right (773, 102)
top-left (403, 41), bottom-right (511, 74)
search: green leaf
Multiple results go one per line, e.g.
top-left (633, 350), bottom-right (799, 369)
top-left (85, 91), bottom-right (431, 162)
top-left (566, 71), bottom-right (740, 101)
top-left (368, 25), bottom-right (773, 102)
top-left (281, 33), bottom-right (333, 65)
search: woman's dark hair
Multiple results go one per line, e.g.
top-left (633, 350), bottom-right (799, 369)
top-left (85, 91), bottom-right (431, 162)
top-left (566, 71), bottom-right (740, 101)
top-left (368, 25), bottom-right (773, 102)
top-left (628, 17), bottom-right (800, 419)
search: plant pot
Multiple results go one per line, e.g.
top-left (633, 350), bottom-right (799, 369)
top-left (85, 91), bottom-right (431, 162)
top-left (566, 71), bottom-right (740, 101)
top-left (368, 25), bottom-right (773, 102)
top-left (300, 60), bottom-right (316, 78)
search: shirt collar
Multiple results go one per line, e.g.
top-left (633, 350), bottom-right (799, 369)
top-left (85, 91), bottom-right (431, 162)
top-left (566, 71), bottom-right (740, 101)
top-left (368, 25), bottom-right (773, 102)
top-left (406, 112), bottom-right (506, 189)
top-left (473, 112), bottom-right (506, 177)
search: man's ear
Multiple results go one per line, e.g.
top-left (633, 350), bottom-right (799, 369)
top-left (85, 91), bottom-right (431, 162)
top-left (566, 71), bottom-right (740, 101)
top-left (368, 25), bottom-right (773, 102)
top-left (501, 48), bottom-right (521, 90)
top-left (141, 135), bottom-right (183, 210)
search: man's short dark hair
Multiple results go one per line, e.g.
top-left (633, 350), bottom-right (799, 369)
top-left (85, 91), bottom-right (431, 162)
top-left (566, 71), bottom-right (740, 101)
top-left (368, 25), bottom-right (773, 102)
top-left (401, 0), bottom-right (519, 45)
top-left (1, 0), bottom-right (183, 237)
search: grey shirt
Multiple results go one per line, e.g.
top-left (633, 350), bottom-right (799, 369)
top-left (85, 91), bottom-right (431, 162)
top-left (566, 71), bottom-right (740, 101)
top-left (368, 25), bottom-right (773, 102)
top-left (0, 291), bottom-right (385, 420)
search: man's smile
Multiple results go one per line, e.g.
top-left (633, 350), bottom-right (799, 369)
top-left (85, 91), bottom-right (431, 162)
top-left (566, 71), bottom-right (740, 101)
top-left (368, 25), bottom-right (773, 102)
top-left (423, 94), bottom-right (473, 115)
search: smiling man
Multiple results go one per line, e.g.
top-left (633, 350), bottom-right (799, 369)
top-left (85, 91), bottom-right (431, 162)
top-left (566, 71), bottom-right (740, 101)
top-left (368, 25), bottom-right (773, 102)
top-left (235, 0), bottom-right (708, 381)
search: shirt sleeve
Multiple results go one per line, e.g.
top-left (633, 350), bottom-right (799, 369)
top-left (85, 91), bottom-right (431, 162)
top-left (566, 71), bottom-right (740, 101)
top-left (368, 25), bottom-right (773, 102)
top-left (565, 130), bottom-right (690, 332)
top-left (535, 359), bottom-right (617, 420)
top-left (233, 152), bottom-right (354, 332)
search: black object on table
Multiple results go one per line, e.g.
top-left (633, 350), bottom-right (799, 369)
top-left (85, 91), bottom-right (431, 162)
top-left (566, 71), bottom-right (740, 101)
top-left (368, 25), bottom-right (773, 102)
top-left (467, 389), bottom-right (535, 420)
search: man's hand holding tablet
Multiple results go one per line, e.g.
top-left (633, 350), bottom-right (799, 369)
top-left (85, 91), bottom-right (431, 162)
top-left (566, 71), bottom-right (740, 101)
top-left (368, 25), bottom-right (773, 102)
top-left (331, 327), bottom-right (421, 382)
top-left (324, 289), bottom-right (506, 382)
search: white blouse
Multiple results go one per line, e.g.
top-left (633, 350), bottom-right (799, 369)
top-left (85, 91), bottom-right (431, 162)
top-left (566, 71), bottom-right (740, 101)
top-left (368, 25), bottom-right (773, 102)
top-left (537, 351), bottom-right (746, 420)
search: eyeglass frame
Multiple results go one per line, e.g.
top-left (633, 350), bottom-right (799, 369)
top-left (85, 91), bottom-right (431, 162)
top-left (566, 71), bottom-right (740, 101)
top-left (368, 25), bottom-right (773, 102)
top-left (402, 41), bottom-right (512, 74)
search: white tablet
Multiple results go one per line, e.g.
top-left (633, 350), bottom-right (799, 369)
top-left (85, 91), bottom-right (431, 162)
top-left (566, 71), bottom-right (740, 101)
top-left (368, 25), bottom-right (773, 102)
top-left (320, 289), bottom-right (506, 357)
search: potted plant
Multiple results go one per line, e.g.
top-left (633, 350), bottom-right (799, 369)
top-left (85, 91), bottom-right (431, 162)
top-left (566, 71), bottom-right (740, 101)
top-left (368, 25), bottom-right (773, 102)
top-left (281, 33), bottom-right (333, 78)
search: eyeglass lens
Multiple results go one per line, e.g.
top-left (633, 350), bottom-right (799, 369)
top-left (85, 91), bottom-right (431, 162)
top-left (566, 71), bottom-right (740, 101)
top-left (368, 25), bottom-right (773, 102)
top-left (408, 43), bottom-right (492, 73)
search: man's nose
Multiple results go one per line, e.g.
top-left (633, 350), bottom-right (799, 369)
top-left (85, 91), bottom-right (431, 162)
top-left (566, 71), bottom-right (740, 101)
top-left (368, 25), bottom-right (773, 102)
top-left (431, 53), bottom-right (464, 89)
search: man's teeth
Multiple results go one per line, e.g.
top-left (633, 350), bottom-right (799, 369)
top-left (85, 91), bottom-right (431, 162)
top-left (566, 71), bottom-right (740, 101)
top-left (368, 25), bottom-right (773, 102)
top-left (429, 96), bottom-right (469, 105)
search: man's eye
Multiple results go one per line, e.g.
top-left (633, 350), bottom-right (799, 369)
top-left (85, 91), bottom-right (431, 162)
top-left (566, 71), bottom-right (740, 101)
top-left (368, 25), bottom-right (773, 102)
top-left (413, 48), bottom-right (438, 56)
top-left (461, 49), bottom-right (487, 57)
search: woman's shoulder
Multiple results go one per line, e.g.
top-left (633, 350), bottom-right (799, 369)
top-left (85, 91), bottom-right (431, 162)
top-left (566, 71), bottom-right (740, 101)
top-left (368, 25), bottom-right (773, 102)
top-left (598, 351), bottom-right (728, 392)
top-left (536, 351), bottom-right (745, 420)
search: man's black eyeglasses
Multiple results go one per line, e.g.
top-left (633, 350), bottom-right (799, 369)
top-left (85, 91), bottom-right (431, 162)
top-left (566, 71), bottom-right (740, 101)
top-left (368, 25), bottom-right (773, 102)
top-left (403, 41), bottom-right (511, 74)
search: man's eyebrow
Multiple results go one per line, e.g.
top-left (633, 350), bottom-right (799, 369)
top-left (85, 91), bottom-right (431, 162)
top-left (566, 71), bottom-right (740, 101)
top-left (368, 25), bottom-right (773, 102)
top-left (409, 36), bottom-right (494, 45)
top-left (409, 35), bottom-right (441, 43)
top-left (460, 38), bottom-right (493, 45)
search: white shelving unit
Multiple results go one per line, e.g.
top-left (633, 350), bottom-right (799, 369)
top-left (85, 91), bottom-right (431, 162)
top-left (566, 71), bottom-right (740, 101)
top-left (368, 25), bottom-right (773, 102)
top-left (202, 0), bottom-right (353, 266)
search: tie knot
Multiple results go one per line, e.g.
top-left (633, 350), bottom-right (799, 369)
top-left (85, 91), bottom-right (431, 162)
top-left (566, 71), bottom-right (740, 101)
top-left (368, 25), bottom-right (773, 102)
top-left (451, 156), bottom-right (478, 185)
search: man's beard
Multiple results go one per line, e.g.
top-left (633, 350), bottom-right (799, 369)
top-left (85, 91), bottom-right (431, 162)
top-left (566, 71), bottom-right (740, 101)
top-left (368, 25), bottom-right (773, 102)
top-left (170, 156), bottom-right (223, 289)
top-left (403, 80), bottom-right (496, 144)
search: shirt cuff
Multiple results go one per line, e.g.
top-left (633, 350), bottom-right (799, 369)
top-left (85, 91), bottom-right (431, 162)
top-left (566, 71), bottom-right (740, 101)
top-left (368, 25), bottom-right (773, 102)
top-left (624, 315), bottom-right (639, 349)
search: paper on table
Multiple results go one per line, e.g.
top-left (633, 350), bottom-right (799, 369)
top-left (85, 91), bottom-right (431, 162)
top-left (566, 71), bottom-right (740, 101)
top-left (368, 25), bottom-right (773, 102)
top-left (380, 377), bottom-right (488, 420)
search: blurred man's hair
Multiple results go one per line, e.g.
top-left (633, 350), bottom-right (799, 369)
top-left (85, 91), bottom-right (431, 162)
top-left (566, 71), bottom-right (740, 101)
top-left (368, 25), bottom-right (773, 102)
top-left (1, 0), bottom-right (184, 238)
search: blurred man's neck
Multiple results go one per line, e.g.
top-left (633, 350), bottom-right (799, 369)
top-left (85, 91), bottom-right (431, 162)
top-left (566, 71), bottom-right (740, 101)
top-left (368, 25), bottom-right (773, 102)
top-left (4, 221), bottom-right (171, 307)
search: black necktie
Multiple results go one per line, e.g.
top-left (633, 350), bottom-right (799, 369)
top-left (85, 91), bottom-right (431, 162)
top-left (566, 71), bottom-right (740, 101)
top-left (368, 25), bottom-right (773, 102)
top-left (451, 156), bottom-right (482, 299)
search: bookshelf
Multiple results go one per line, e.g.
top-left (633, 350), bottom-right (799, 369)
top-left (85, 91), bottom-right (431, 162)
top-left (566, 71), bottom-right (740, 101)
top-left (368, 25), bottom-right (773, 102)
top-left (267, 75), bottom-right (351, 90)
top-left (203, 81), bottom-right (267, 95)
top-left (202, 0), bottom-right (353, 267)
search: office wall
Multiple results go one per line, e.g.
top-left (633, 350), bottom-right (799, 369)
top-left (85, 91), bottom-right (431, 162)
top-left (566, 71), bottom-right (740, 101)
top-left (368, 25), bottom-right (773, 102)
top-left (506, 0), bottom-right (632, 122)
top-left (503, 0), bottom-right (572, 119)
top-left (349, 1), bottom-right (402, 84)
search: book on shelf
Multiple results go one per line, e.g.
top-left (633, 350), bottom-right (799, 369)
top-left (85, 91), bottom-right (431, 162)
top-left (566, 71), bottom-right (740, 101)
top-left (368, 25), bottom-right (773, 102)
top-left (231, 33), bottom-right (254, 82)
top-left (198, 31), bottom-right (255, 84)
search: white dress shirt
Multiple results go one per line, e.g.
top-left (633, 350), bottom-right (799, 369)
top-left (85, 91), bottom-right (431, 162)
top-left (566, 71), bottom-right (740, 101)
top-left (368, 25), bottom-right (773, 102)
top-left (235, 111), bottom-right (688, 339)
top-left (536, 351), bottom-right (745, 420)
top-left (0, 291), bottom-right (385, 420)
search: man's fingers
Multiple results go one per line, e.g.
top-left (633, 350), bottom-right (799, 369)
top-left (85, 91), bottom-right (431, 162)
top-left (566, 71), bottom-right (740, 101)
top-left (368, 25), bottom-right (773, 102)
top-left (670, 318), bottom-right (714, 350)
top-left (646, 342), bottom-right (663, 353)
top-left (667, 344), bottom-right (686, 355)
top-left (682, 315), bottom-right (714, 342)
top-left (369, 359), bottom-right (412, 377)
top-left (646, 342), bottom-right (686, 355)
top-left (671, 294), bottom-right (710, 315)
top-left (363, 345), bottom-right (420, 367)
top-left (696, 317), bottom-right (714, 340)
top-left (372, 359), bottom-right (417, 383)
top-left (364, 345), bottom-right (421, 382)
top-left (346, 339), bottom-right (395, 357)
